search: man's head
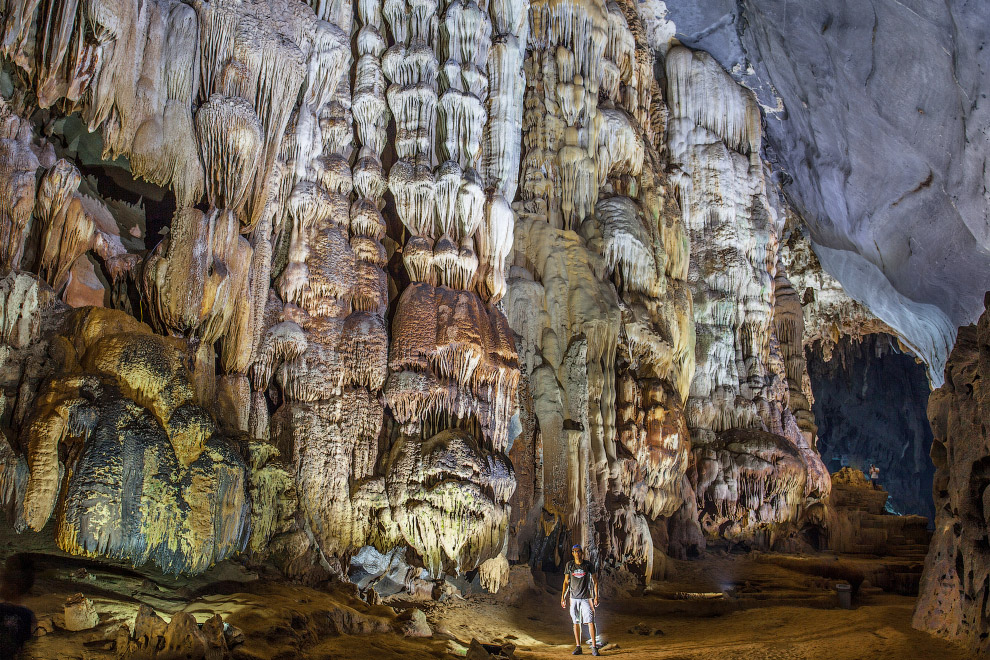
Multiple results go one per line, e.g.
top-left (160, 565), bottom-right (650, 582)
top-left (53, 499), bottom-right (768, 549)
top-left (571, 544), bottom-right (583, 561)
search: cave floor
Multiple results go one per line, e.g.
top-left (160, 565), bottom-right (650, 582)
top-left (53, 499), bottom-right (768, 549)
top-left (2, 526), bottom-right (969, 660)
top-left (427, 552), bottom-right (965, 660)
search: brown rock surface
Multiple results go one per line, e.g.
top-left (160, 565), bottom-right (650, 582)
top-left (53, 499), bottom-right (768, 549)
top-left (826, 468), bottom-right (929, 556)
top-left (913, 294), bottom-right (990, 654)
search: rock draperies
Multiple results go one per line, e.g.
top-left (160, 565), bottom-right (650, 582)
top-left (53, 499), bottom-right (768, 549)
top-left (0, 0), bottom-right (833, 588)
top-left (19, 306), bottom-right (254, 574)
top-left (665, 46), bottom-right (828, 546)
top-left (508, 0), bottom-right (696, 574)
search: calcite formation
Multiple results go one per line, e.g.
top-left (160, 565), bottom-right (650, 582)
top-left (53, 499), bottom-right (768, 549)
top-left (16, 305), bottom-right (251, 574)
top-left (0, 0), bottom-right (850, 596)
top-left (780, 219), bottom-right (895, 362)
top-left (664, 46), bottom-right (828, 546)
top-left (914, 294), bottom-right (990, 654)
top-left (507, 0), bottom-right (699, 573)
top-left (660, 0), bottom-right (990, 386)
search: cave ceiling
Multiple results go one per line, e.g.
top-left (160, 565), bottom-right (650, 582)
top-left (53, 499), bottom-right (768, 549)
top-left (653, 0), bottom-right (990, 382)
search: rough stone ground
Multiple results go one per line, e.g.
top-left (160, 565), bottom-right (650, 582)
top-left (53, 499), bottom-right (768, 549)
top-left (2, 524), bottom-right (970, 660)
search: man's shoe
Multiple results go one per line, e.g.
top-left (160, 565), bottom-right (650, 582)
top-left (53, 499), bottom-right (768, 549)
top-left (591, 646), bottom-right (600, 656)
top-left (572, 646), bottom-right (582, 655)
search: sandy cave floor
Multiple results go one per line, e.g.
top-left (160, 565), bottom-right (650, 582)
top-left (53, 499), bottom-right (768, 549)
top-left (1, 527), bottom-right (971, 660)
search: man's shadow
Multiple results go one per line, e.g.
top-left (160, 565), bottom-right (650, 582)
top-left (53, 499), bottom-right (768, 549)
top-left (1, 554), bottom-right (36, 658)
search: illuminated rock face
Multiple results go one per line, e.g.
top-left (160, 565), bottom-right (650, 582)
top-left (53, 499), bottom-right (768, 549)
top-left (0, 0), bottom-right (835, 587)
top-left (11, 305), bottom-right (255, 574)
top-left (665, 47), bottom-right (828, 546)
top-left (915, 295), bottom-right (990, 655)
top-left (507, 0), bottom-right (697, 572)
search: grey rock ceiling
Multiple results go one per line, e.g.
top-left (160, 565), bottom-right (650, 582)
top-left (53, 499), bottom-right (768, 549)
top-left (654, 0), bottom-right (990, 382)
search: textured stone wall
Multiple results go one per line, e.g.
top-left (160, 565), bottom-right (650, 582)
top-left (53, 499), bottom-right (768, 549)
top-left (914, 294), bottom-right (990, 654)
top-left (665, 46), bottom-right (828, 547)
top-left (0, 0), bottom-right (831, 593)
top-left (655, 0), bottom-right (990, 386)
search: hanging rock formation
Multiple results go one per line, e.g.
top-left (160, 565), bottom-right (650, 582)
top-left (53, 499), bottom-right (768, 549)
top-left (665, 46), bottom-right (828, 547)
top-left (658, 0), bottom-right (989, 385)
top-left (0, 0), bottom-right (885, 599)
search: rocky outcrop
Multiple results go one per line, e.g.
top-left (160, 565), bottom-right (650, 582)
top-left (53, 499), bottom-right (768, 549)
top-left (827, 468), bottom-right (929, 556)
top-left (914, 294), bottom-right (990, 655)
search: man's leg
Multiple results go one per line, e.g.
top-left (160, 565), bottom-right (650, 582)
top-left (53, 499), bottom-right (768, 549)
top-left (589, 621), bottom-right (597, 646)
top-left (573, 623), bottom-right (582, 646)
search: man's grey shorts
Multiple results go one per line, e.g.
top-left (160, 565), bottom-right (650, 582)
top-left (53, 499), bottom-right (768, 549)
top-left (569, 598), bottom-right (595, 624)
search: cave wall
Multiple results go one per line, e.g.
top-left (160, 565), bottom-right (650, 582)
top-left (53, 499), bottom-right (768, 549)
top-left (915, 295), bottom-right (990, 655)
top-left (0, 0), bottom-right (833, 592)
top-left (808, 334), bottom-right (934, 521)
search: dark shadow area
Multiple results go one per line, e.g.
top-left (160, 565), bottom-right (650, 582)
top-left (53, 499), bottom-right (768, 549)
top-left (808, 333), bottom-right (935, 523)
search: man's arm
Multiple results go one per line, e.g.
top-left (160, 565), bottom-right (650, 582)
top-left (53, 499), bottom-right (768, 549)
top-left (591, 573), bottom-right (600, 607)
top-left (561, 574), bottom-right (570, 607)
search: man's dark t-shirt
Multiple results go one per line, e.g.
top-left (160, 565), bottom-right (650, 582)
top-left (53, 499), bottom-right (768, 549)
top-left (566, 560), bottom-right (595, 599)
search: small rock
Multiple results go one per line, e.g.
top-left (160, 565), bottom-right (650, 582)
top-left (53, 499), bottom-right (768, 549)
top-left (202, 614), bottom-right (229, 659)
top-left (222, 622), bottom-right (245, 647)
top-left (63, 593), bottom-right (99, 631)
top-left (465, 638), bottom-right (515, 659)
top-left (465, 639), bottom-right (494, 660)
top-left (132, 604), bottom-right (168, 648)
top-left (401, 608), bottom-right (432, 637)
top-left (446, 638), bottom-right (469, 655)
top-left (33, 615), bottom-right (53, 637)
top-left (160, 612), bottom-right (208, 656)
top-left (628, 622), bottom-right (663, 636)
top-left (113, 623), bottom-right (132, 655)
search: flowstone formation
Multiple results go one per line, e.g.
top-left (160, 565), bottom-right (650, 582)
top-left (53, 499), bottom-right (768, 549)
top-left (508, 0), bottom-right (697, 573)
top-left (0, 0), bottom-right (838, 594)
top-left (915, 294), bottom-right (990, 655)
top-left (665, 47), bottom-right (828, 547)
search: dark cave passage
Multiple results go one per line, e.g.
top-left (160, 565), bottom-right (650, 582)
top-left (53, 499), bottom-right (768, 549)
top-left (807, 334), bottom-right (934, 523)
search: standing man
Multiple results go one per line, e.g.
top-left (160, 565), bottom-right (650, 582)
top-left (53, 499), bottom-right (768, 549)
top-left (869, 463), bottom-right (880, 490)
top-left (561, 544), bottom-right (600, 656)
